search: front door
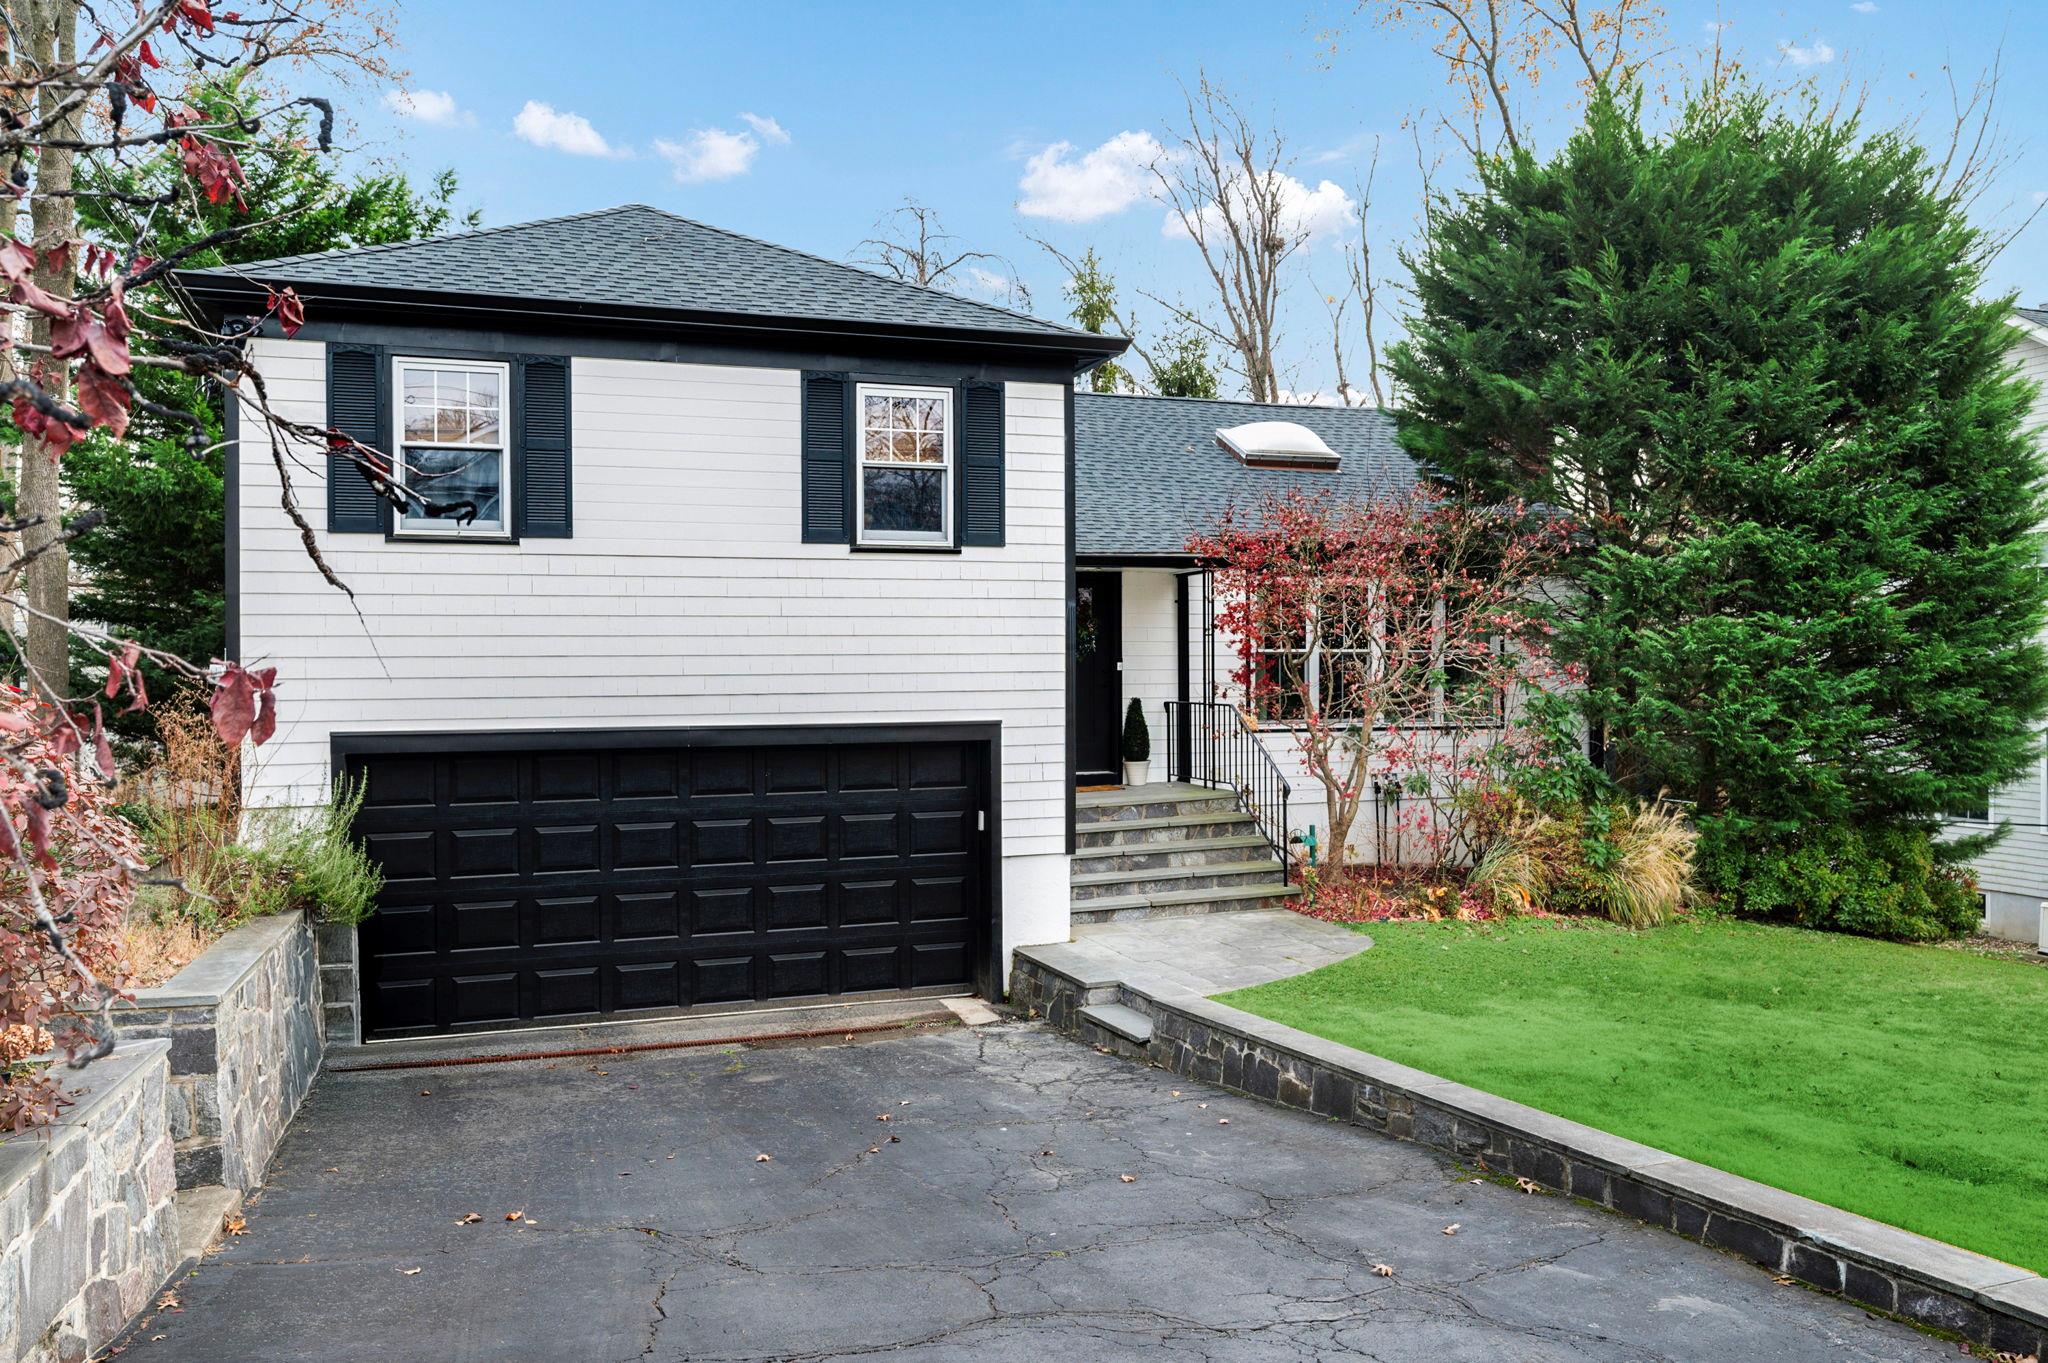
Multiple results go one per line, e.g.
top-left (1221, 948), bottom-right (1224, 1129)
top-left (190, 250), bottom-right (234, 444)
top-left (1075, 571), bottom-right (1123, 785)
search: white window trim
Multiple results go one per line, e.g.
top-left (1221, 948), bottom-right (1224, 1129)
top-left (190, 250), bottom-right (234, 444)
top-left (391, 356), bottom-right (512, 538)
top-left (854, 382), bottom-right (953, 548)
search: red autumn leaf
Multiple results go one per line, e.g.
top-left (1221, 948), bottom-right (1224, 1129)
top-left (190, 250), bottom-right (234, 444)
top-left (91, 705), bottom-right (114, 783)
top-left (75, 362), bottom-right (131, 439)
top-left (177, 1), bottom-right (214, 35)
top-left (40, 241), bottom-right (70, 274)
top-left (9, 277), bottom-right (69, 318)
top-left (139, 39), bottom-right (160, 68)
top-left (103, 652), bottom-right (127, 700)
top-left (0, 239), bottom-right (34, 283)
top-left (249, 688), bottom-right (276, 745)
top-left (124, 667), bottom-right (149, 715)
top-left (209, 665), bottom-right (257, 745)
top-left (267, 286), bottom-right (305, 338)
top-left (52, 312), bottom-right (131, 376)
top-left (103, 282), bottom-right (132, 338)
top-left (21, 799), bottom-right (53, 870)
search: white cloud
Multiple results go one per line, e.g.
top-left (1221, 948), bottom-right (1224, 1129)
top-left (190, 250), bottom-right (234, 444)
top-left (1015, 131), bottom-right (1164, 223)
top-left (513, 101), bottom-right (620, 158)
top-left (739, 112), bottom-right (791, 146)
top-left (655, 128), bottom-right (759, 183)
top-left (1850, 1), bottom-right (1878, 12)
top-left (1163, 171), bottom-right (1356, 249)
top-left (1777, 38), bottom-right (1837, 66)
top-left (385, 88), bottom-right (470, 126)
top-left (1702, 19), bottom-right (1732, 34)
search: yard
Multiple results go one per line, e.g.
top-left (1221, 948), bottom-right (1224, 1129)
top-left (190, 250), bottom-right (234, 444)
top-left (1218, 916), bottom-right (2048, 1274)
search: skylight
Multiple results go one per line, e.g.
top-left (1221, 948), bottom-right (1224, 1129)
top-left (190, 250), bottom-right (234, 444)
top-left (1215, 421), bottom-right (1341, 470)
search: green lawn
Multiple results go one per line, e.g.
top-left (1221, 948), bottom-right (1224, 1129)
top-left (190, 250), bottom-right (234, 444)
top-left (1218, 917), bottom-right (2048, 1273)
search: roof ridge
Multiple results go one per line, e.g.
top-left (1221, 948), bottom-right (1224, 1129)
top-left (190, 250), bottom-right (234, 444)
top-left (613, 203), bottom-right (1097, 339)
top-left (202, 203), bottom-right (651, 277)
top-left (1078, 389), bottom-right (1391, 414)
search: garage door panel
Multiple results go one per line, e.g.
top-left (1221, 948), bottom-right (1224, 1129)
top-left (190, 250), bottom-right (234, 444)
top-left (765, 815), bottom-right (828, 863)
top-left (614, 890), bottom-right (681, 942)
top-left (351, 733), bottom-right (989, 1038)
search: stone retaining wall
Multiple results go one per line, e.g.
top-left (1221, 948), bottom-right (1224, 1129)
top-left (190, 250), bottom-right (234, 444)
top-left (115, 912), bottom-right (323, 1191)
top-left (0, 1041), bottom-right (178, 1363)
top-left (1013, 947), bottom-right (2048, 1359)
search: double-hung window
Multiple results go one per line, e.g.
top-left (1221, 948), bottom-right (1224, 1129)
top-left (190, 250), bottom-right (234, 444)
top-left (395, 357), bottom-right (509, 536)
top-left (856, 384), bottom-right (952, 546)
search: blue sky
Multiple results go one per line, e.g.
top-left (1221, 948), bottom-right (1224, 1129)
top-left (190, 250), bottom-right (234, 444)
top-left (352, 0), bottom-right (2048, 399)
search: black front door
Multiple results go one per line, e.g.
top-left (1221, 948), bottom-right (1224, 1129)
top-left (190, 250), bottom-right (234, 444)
top-left (1075, 571), bottom-right (1122, 784)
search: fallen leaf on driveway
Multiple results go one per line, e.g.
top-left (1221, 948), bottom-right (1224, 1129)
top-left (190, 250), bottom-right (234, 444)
top-left (867, 1146), bottom-right (881, 1155)
top-left (324, 1167), bottom-right (339, 1174)
top-left (505, 1211), bottom-right (524, 1222)
top-left (223, 1215), bottom-right (247, 1236)
top-left (418, 1089), bottom-right (431, 1097)
top-left (1515, 1177), bottom-right (1542, 1194)
top-left (1371, 1263), bottom-right (1395, 1277)
top-left (1119, 1174), bottom-right (1136, 1183)
top-left (455, 1213), bottom-right (482, 1225)
top-left (875, 1113), bottom-right (892, 1122)
top-left (755, 1154), bottom-right (772, 1163)
top-left (399, 1268), bottom-right (421, 1275)
top-left (1218, 1119), bottom-right (1229, 1126)
top-left (1443, 1224), bottom-right (1460, 1236)
top-left (888, 1135), bottom-right (900, 1144)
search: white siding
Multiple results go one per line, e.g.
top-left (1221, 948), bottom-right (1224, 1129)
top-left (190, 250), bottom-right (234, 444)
top-left (1118, 569), bottom-right (1181, 769)
top-left (1954, 326), bottom-right (2048, 938)
top-left (235, 339), bottom-right (1072, 960)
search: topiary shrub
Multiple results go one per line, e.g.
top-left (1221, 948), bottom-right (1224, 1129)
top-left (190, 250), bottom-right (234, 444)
top-left (1121, 698), bottom-right (1150, 764)
top-left (1697, 820), bottom-right (1979, 942)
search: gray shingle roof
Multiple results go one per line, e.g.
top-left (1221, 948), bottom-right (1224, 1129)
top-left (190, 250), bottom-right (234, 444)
top-left (2019, 306), bottom-right (2048, 331)
top-left (1075, 392), bottom-right (1418, 558)
top-left (181, 203), bottom-right (1102, 344)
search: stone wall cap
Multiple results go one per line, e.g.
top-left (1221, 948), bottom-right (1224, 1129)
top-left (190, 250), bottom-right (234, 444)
top-left (0, 1039), bottom-right (170, 1200)
top-left (123, 911), bottom-right (306, 1008)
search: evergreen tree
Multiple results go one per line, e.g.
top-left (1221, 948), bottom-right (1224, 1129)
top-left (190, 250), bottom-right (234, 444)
top-left (1389, 88), bottom-right (2048, 931)
top-left (65, 83), bottom-right (474, 730)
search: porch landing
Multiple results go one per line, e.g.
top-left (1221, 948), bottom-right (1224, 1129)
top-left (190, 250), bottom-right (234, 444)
top-left (1053, 909), bottom-right (1370, 997)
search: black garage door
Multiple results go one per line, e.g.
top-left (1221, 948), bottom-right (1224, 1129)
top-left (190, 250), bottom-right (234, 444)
top-left (344, 728), bottom-right (994, 1040)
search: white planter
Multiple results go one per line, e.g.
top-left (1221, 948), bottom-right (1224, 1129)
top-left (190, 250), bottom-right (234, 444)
top-left (1123, 759), bottom-right (1150, 787)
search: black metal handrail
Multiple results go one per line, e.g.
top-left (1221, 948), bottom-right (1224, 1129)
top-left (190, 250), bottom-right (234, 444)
top-left (1164, 700), bottom-right (1293, 883)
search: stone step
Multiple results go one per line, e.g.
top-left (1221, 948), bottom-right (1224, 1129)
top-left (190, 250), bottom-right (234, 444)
top-left (1070, 882), bottom-right (1302, 925)
top-left (1070, 833), bottom-right (1276, 874)
top-left (1070, 858), bottom-right (1288, 902)
top-left (1074, 811), bottom-right (1261, 849)
top-left (172, 1184), bottom-right (243, 1274)
top-left (1076, 1002), bottom-right (1154, 1045)
top-left (1076, 784), bottom-right (1242, 825)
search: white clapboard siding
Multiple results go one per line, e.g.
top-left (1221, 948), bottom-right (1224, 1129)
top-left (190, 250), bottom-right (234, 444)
top-left (234, 339), bottom-right (1072, 955)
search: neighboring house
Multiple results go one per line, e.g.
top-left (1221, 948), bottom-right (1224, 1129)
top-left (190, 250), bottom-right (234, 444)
top-left (1948, 306), bottom-right (2048, 946)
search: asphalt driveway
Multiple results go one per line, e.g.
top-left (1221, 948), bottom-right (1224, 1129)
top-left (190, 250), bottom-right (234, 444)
top-left (118, 1022), bottom-right (1952, 1362)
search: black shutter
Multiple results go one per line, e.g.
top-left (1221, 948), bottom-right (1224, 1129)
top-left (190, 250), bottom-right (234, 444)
top-left (516, 356), bottom-right (572, 538)
top-left (326, 344), bottom-right (387, 533)
top-left (801, 371), bottom-right (852, 544)
top-left (960, 380), bottom-right (1005, 547)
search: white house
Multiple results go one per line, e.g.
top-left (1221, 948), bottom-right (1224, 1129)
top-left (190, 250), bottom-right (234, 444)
top-left (1948, 306), bottom-right (2048, 946)
top-left (184, 205), bottom-right (1387, 1042)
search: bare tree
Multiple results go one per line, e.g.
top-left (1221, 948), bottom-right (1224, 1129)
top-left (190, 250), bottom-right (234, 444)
top-left (855, 198), bottom-right (1031, 310)
top-left (1323, 141), bottom-right (1387, 408)
top-left (1146, 76), bottom-right (1331, 404)
top-left (1361, 0), bottom-right (1666, 158)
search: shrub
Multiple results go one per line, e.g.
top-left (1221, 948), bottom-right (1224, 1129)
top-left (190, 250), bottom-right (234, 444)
top-left (1121, 699), bottom-right (1150, 764)
top-left (1698, 820), bottom-right (1978, 942)
top-left (1467, 794), bottom-right (1696, 928)
top-left (1, 690), bottom-right (142, 1130)
top-left (129, 707), bottom-right (381, 929)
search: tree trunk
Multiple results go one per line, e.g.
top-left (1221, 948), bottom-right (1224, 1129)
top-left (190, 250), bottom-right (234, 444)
top-left (17, 0), bottom-right (77, 703)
